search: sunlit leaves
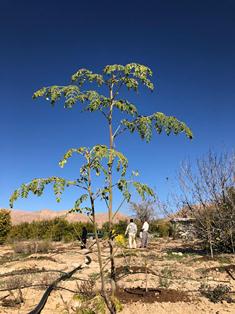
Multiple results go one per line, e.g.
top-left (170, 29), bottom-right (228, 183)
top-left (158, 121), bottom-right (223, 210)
top-left (33, 85), bottom-right (81, 108)
top-left (20, 61), bottom-right (192, 224)
top-left (132, 181), bottom-right (156, 201)
top-left (84, 93), bottom-right (110, 112)
top-left (117, 178), bottom-right (156, 203)
top-left (32, 63), bottom-right (155, 117)
top-left (71, 69), bottom-right (104, 86)
top-left (69, 194), bottom-right (88, 213)
top-left (9, 177), bottom-right (75, 208)
top-left (33, 86), bottom-right (108, 110)
top-left (131, 170), bottom-right (139, 177)
top-left (113, 100), bottom-right (138, 116)
top-left (59, 147), bottom-right (87, 168)
top-left (32, 63), bottom-right (192, 149)
top-left (103, 63), bottom-right (154, 91)
top-left (121, 112), bottom-right (193, 142)
top-left (103, 64), bottom-right (125, 74)
top-left (90, 145), bottom-right (128, 177)
top-left (117, 179), bottom-right (131, 201)
top-left (59, 145), bottom-right (128, 178)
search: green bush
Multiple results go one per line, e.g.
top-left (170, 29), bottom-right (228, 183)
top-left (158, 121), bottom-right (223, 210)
top-left (199, 283), bottom-right (233, 303)
top-left (101, 219), bottom-right (173, 238)
top-left (0, 209), bottom-right (12, 244)
top-left (7, 218), bottom-right (95, 242)
top-left (101, 220), bottom-right (128, 236)
top-left (150, 219), bottom-right (173, 237)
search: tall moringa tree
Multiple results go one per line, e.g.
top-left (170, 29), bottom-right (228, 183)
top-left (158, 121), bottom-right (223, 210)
top-left (10, 63), bottom-right (192, 313)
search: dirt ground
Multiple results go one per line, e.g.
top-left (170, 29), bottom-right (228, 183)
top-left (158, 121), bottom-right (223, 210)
top-left (0, 238), bottom-right (235, 313)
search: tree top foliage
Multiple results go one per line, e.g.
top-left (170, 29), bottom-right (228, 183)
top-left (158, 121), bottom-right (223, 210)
top-left (33, 63), bottom-right (193, 141)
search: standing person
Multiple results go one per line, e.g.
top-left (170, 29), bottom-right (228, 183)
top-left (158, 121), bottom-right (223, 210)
top-left (81, 226), bottom-right (88, 249)
top-left (141, 220), bottom-right (149, 248)
top-left (125, 219), bottom-right (137, 249)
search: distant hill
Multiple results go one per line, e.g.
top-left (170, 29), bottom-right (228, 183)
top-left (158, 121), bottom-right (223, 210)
top-left (5, 209), bottom-right (128, 227)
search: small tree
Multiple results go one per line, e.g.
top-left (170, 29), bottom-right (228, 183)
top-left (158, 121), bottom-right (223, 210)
top-left (130, 201), bottom-right (156, 223)
top-left (10, 63), bottom-right (192, 313)
top-left (178, 151), bottom-right (235, 257)
top-left (0, 209), bottom-right (11, 244)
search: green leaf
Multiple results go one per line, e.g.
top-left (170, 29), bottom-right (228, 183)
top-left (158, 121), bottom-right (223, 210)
top-left (71, 68), bottom-right (104, 86)
top-left (122, 112), bottom-right (193, 142)
top-left (117, 179), bottom-right (131, 201)
top-left (9, 177), bottom-right (74, 207)
top-left (113, 100), bottom-right (138, 116)
top-left (132, 170), bottom-right (139, 177)
top-left (133, 181), bottom-right (156, 201)
top-left (69, 194), bottom-right (88, 213)
top-left (103, 63), bottom-right (154, 92)
top-left (59, 147), bottom-right (88, 168)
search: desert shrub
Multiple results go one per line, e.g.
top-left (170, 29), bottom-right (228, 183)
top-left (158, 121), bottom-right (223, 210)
top-left (0, 209), bottom-right (12, 244)
top-left (36, 240), bottom-right (52, 252)
top-left (159, 267), bottom-right (173, 288)
top-left (74, 294), bottom-right (107, 314)
top-left (12, 240), bottom-right (52, 254)
top-left (2, 276), bottom-right (28, 307)
top-left (76, 279), bottom-right (96, 300)
top-left (4, 275), bottom-right (29, 290)
top-left (12, 241), bottom-right (31, 254)
top-left (199, 283), bottom-right (234, 303)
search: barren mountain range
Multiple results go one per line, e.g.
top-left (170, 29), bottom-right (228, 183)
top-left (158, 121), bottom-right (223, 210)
top-left (6, 209), bottom-right (128, 226)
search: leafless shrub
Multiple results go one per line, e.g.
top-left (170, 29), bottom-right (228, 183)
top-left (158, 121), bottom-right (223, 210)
top-left (4, 275), bottom-right (29, 291)
top-left (76, 279), bottom-right (96, 300)
top-left (177, 151), bottom-right (235, 257)
top-left (130, 201), bottom-right (156, 223)
top-left (1, 276), bottom-right (29, 308)
top-left (12, 240), bottom-right (52, 254)
top-left (1, 296), bottom-right (23, 308)
top-left (40, 273), bottom-right (58, 286)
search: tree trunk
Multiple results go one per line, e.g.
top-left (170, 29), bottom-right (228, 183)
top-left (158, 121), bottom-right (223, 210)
top-left (87, 165), bottom-right (115, 313)
top-left (108, 85), bottom-right (117, 286)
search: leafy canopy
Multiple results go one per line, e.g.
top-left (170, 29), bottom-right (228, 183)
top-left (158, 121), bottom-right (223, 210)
top-left (10, 144), bottom-right (155, 213)
top-left (11, 62), bottom-right (192, 219)
top-left (33, 63), bottom-right (193, 141)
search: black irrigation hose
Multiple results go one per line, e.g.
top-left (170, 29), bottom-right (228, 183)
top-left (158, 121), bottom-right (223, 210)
top-left (124, 287), bottom-right (161, 296)
top-left (28, 256), bottom-right (91, 314)
top-left (225, 268), bottom-right (235, 280)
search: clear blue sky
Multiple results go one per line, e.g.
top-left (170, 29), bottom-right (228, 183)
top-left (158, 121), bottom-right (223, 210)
top-left (1, 0), bottom-right (234, 214)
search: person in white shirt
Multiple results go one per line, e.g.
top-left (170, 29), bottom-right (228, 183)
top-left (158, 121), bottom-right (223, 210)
top-left (141, 220), bottom-right (149, 248)
top-left (125, 219), bottom-right (137, 249)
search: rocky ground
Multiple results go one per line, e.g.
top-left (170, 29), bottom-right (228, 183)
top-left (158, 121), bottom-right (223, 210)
top-left (0, 238), bottom-right (234, 313)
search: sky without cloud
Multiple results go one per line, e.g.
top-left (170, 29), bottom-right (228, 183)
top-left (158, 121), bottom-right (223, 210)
top-left (0, 0), bottom-right (234, 214)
